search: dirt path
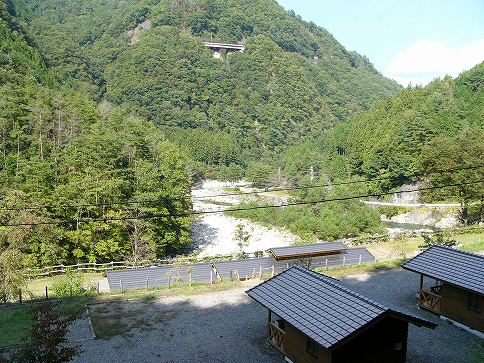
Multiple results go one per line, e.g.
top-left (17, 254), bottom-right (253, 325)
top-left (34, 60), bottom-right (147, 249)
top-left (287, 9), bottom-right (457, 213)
top-left (190, 180), bottom-right (299, 257)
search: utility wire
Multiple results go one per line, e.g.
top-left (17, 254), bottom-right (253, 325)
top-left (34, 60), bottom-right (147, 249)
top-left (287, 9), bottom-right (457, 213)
top-left (1, 164), bottom-right (483, 212)
top-left (1, 179), bottom-right (482, 227)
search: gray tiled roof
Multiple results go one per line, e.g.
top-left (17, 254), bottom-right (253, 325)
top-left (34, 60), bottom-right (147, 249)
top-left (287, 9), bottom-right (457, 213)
top-left (268, 242), bottom-right (346, 259)
top-left (402, 245), bottom-right (484, 295)
top-left (246, 266), bottom-right (435, 350)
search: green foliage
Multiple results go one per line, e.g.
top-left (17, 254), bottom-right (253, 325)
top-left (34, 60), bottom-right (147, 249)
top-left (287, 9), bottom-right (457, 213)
top-left (0, 248), bottom-right (25, 302)
top-left (13, 0), bottom-right (400, 158)
top-left (10, 303), bottom-right (81, 363)
top-left (0, 4), bottom-right (193, 267)
top-left (343, 64), bottom-right (484, 193)
top-left (418, 232), bottom-right (457, 251)
top-left (51, 270), bottom-right (84, 297)
top-left (230, 185), bottom-right (382, 240)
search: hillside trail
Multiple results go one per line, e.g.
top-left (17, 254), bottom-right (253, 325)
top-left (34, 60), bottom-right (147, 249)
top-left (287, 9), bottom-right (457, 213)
top-left (190, 180), bottom-right (299, 257)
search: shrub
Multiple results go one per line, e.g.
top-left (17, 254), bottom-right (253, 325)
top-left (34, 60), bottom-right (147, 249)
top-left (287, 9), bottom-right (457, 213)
top-left (52, 271), bottom-right (85, 297)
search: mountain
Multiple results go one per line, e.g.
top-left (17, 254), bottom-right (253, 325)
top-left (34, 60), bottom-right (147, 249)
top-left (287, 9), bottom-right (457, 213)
top-left (1, 1), bottom-right (192, 267)
top-left (12, 0), bottom-right (401, 166)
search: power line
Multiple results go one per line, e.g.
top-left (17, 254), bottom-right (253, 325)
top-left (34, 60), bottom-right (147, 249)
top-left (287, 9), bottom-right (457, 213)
top-left (1, 164), bottom-right (482, 212)
top-left (1, 179), bottom-right (482, 227)
top-left (192, 164), bottom-right (484, 200)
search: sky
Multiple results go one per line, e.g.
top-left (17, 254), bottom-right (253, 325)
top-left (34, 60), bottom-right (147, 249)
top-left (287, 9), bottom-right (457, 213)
top-left (278, 0), bottom-right (484, 86)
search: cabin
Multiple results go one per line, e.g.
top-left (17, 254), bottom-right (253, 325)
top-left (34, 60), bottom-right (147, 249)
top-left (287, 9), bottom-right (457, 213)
top-left (267, 242), bottom-right (346, 261)
top-left (402, 245), bottom-right (484, 335)
top-left (247, 266), bottom-right (436, 363)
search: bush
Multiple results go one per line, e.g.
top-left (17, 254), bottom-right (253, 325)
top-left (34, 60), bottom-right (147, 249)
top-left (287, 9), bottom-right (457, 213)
top-left (52, 271), bottom-right (85, 297)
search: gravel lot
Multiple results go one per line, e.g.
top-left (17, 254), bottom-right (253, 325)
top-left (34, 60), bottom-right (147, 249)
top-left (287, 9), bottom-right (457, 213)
top-left (74, 281), bottom-right (282, 363)
top-left (73, 269), bottom-right (483, 363)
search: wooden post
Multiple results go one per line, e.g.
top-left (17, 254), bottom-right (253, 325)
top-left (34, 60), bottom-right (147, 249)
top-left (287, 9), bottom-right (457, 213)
top-left (210, 270), bottom-right (213, 286)
top-left (325, 259), bottom-right (328, 269)
top-left (343, 256), bottom-right (345, 266)
top-left (359, 255), bottom-right (362, 265)
top-left (146, 277), bottom-right (149, 291)
top-left (120, 280), bottom-right (123, 292)
top-left (97, 281), bottom-right (100, 295)
top-left (267, 310), bottom-right (272, 337)
top-left (45, 286), bottom-right (48, 300)
top-left (189, 270), bottom-right (192, 287)
top-left (18, 289), bottom-right (22, 304)
top-left (272, 265), bottom-right (275, 277)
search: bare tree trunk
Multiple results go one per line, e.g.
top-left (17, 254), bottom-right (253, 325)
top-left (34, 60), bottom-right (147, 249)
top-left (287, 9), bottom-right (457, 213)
top-left (16, 132), bottom-right (20, 175)
top-left (39, 131), bottom-right (44, 161)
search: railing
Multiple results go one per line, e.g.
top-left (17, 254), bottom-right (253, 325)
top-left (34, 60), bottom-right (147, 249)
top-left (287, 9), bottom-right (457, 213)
top-left (269, 322), bottom-right (285, 352)
top-left (419, 289), bottom-right (441, 313)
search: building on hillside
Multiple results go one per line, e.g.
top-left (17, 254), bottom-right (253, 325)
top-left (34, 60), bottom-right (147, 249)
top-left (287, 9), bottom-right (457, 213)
top-left (203, 42), bottom-right (245, 58)
top-left (402, 245), bottom-right (484, 335)
top-left (246, 266), bottom-right (436, 363)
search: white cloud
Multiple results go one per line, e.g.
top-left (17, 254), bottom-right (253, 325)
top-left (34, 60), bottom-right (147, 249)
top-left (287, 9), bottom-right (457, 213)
top-left (385, 39), bottom-right (484, 86)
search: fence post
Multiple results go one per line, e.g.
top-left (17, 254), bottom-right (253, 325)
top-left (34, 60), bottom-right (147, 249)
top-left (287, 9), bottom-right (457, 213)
top-left (120, 280), bottom-right (123, 292)
top-left (272, 265), bottom-right (275, 277)
top-left (45, 286), bottom-right (48, 300)
top-left (188, 270), bottom-right (192, 287)
top-left (343, 256), bottom-right (345, 267)
top-left (210, 270), bottom-right (213, 286)
top-left (18, 289), bottom-right (22, 304)
top-left (97, 281), bottom-right (100, 295)
top-left (359, 255), bottom-right (362, 265)
top-left (325, 259), bottom-right (328, 270)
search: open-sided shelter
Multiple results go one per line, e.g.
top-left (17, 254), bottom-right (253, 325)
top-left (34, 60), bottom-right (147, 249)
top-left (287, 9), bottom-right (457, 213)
top-left (247, 266), bottom-right (436, 363)
top-left (267, 242), bottom-right (346, 261)
top-left (402, 245), bottom-right (484, 333)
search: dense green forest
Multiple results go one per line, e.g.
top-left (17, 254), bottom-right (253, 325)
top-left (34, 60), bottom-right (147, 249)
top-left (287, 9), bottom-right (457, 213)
top-left (11, 0), bottom-right (401, 174)
top-left (0, 1), bottom-right (192, 269)
top-left (1, 0), bottom-right (483, 271)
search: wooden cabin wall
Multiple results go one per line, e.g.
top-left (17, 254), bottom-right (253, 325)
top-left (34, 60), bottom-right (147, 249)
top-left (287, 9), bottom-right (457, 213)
top-left (283, 323), bottom-right (332, 363)
top-left (440, 283), bottom-right (484, 332)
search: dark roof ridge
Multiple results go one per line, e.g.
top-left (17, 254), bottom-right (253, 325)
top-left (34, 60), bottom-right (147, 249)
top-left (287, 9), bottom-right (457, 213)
top-left (427, 244), bottom-right (484, 259)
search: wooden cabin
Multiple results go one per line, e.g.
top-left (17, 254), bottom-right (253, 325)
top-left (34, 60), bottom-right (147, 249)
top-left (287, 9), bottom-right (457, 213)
top-left (247, 266), bottom-right (436, 363)
top-left (402, 245), bottom-right (484, 334)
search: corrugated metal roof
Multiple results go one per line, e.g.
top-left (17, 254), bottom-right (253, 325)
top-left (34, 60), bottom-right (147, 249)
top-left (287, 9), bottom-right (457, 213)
top-left (246, 266), bottom-right (435, 350)
top-left (268, 242), bottom-right (346, 259)
top-left (106, 262), bottom-right (214, 290)
top-left (402, 245), bottom-right (484, 295)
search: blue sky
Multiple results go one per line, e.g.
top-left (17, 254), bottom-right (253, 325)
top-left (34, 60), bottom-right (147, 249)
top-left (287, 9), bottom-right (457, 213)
top-left (278, 0), bottom-right (484, 85)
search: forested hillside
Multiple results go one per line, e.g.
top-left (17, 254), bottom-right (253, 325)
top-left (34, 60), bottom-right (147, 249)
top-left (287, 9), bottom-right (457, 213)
top-left (0, 1), bottom-right (192, 268)
top-left (12, 0), bottom-right (400, 174)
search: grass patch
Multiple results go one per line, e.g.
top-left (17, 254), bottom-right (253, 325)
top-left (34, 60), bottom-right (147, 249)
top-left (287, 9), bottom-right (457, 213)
top-left (316, 259), bottom-right (405, 279)
top-left (0, 306), bottom-right (33, 348)
top-left (26, 272), bottom-right (103, 299)
top-left (222, 186), bottom-right (242, 194)
top-left (202, 199), bottom-right (234, 206)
